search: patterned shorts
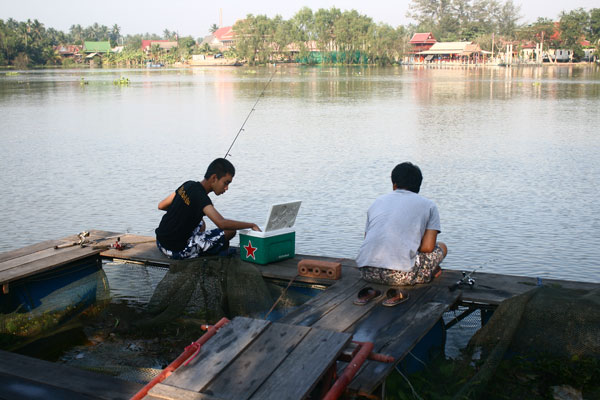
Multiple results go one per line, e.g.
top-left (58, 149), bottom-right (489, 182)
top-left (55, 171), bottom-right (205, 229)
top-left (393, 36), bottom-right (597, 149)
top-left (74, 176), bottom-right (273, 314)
top-left (156, 221), bottom-right (227, 260)
top-left (360, 245), bottom-right (445, 286)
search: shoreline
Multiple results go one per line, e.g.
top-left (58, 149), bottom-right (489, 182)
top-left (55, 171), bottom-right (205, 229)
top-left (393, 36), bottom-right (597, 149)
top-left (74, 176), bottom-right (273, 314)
top-left (1, 61), bottom-right (598, 71)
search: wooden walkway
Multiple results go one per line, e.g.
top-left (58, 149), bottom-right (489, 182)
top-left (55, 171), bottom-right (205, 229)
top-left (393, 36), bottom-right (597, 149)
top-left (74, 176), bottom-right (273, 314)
top-left (2, 231), bottom-right (600, 399)
top-left (0, 349), bottom-right (144, 400)
top-left (151, 317), bottom-right (352, 400)
top-left (0, 230), bottom-right (119, 292)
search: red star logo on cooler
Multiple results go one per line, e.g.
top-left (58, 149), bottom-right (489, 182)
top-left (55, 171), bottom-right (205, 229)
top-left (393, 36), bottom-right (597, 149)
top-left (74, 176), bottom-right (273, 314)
top-left (244, 240), bottom-right (257, 259)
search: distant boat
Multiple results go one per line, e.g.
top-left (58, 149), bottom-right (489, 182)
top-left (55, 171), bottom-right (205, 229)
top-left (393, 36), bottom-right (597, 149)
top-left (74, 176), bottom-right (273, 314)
top-left (188, 55), bottom-right (241, 67)
top-left (146, 62), bottom-right (164, 68)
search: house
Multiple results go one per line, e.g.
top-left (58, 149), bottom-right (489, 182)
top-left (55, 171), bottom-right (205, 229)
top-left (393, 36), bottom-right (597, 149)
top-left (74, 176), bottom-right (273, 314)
top-left (141, 40), bottom-right (179, 52)
top-left (83, 41), bottom-right (111, 54)
top-left (521, 41), bottom-right (537, 61)
top-left (408, 32), bottom-right (437, 62)
top-left (54, 44), bottom-right (83, 62)
top-left (419, 42), bottom-right (487, 64)
top-left (203, 26), bottom-right (235, 50)
top-left (83, 41), bottom-right (111, 63)
top-left (54, 44), bottom-right (82, 57)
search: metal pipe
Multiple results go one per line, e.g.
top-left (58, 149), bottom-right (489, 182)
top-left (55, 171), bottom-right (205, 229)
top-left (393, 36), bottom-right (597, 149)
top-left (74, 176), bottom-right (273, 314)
top-left (130, 317), bottom-right (230, 400)
top-left (323, 341), bottom-right (374, 400)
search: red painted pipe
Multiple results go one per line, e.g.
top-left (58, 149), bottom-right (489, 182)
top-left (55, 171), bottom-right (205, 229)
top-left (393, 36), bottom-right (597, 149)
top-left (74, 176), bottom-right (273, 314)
top-left (368, 352), bottom-right (395, 363)
top-left (130, 317), bottom-right (230, 400)
top-left (323, 341), bottom-right (374, 400)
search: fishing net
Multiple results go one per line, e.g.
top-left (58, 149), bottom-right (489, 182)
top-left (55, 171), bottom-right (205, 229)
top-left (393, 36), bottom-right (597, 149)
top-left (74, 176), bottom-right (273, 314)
top-left (453, 286), bottom-right (600, 399)
top-left (141, 256), bottom-right (273, 326)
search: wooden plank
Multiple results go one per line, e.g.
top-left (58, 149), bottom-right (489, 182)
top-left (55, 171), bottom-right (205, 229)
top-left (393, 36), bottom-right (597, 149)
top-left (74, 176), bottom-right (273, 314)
top-left (346, 285), bottom-right (440, 341)
top-left (256, 255), bottom-right (359, 284)
top-left (279, 277), bottom-right (365, 326)
top-left (432, 269), bottom-right (600, 305)
top-left (0, 350), bottom-right (143, 399)
top-left (0, 230), bottom-right (117, 264)
top-left (0, 245), bottom-right (91, 273)
top-left (149, 383), bottom-right (225, 400)
top-left (164, 317), bottom-right (270, 392)
top-left (0, 239), bottom-right (63, 263)
top-left (349, 287), bottom-right (461, 394)
top-left (249, 328), bottom-right (352, 400)
top-left (0, 230), bottom-right (117, 265)
top-left (0, 246), bottom-right (101, 285)
top-left (0, 372), bottom-right (98, 399)
top-left (203, 322), bottom-right (311, 400)
top-left (101, 236), bottom-right (169, 266)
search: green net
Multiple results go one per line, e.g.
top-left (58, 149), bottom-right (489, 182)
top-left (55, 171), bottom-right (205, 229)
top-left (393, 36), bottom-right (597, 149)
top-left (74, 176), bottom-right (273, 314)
top-left (142, 256), bottom-right (273, 326)
top-left (454, 286), bottom-right (600, 399)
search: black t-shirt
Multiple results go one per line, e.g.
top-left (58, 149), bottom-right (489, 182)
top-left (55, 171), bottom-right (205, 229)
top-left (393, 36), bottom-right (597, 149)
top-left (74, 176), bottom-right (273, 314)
top-left (155, 181), bottom-right (213, 251)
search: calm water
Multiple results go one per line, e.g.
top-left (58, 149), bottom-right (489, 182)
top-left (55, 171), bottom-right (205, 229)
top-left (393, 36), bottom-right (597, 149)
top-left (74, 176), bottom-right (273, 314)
top-left (1, 65), bottom-right (599, 283)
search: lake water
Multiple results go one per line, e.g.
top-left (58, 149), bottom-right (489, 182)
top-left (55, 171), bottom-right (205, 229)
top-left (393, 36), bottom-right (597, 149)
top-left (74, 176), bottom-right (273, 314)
top-left (1, 65), bottom-right (599, 283)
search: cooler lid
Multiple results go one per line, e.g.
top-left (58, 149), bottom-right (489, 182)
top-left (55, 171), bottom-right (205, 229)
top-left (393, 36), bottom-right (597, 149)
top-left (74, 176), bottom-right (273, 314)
top-left (264, 200), bottom-right (302, 232)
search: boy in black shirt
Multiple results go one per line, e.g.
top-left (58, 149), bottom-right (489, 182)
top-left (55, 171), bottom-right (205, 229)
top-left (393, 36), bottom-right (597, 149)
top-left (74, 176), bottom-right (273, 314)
top-left (155, 158), bottom-right (261, 259)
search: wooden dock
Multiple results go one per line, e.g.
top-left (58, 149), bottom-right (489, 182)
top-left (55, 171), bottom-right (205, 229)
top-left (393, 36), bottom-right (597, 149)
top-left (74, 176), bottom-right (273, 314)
top-left (2, 231), bottom-right (600, 399)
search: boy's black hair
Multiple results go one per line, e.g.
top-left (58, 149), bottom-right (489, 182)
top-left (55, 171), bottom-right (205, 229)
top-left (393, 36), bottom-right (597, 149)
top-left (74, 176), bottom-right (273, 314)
top-left (391, 162), bottom-right (423, 193)
top-left (204, 158), bottom-right (235, 179)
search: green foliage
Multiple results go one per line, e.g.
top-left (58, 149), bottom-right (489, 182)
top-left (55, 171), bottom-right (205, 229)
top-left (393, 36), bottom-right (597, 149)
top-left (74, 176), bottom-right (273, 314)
top-left (113, 76), bottom-right (130, 86)
top-left (384, 352), bottom-right (600, 400)
top-left (0, 4), bottom-right (597, 68)
top-left (407, 0), bottom-right (522, 40)
top-left (559, 8), bottom-right (589, 61)
top-left (590, 9), bottom-right (600, 43)
top-left (232, 7), bottom-right (406, 65)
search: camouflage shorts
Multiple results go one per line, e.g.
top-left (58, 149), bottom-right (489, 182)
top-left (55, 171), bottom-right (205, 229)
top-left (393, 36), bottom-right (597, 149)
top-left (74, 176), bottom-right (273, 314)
top-left (360, 245), bottom-right (445, 286)
top-left (156, 220), bottom-right (227, 260)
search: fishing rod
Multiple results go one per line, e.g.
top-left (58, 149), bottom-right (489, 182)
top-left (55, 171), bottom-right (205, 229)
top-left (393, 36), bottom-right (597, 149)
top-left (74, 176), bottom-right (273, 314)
top-left (224, 65), bottom-right (278, 159)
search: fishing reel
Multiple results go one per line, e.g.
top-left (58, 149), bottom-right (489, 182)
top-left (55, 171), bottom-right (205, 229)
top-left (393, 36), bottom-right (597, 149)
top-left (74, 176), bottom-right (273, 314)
top-left (77, 231), bottom-right (90, 246)
top-left (449, 269), bottom-right (477, 291)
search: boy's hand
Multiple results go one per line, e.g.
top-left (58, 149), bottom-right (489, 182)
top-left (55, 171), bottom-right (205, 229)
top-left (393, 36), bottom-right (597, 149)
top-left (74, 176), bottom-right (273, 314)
top-left (251, 224), bottom-right (262, 232)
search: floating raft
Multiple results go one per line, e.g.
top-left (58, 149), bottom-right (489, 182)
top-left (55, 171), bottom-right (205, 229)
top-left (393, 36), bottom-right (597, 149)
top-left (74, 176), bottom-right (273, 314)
top-left (2, 231), bottom-right (600, 399)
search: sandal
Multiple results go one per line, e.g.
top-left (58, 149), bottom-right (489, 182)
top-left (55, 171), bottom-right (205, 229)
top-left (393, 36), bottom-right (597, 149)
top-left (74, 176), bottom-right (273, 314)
top-left (353, 287), bottom-right (382, 305)
top-left (382, 288), bottom-right (409, 307)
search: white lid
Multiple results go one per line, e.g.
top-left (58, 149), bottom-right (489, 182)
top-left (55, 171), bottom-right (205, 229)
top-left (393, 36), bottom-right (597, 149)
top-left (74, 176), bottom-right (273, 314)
top-left (264, 201), bottom-right (302, 232)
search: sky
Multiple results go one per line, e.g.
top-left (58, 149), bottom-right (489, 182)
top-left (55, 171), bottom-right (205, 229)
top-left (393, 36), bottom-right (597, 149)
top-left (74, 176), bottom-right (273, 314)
top-left (2, 0), bottom-right (598, 39)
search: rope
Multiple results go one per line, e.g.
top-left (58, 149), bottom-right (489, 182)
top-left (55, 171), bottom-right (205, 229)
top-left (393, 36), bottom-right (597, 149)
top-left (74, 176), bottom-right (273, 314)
top-left (263, 274), bottom-right (298, 320)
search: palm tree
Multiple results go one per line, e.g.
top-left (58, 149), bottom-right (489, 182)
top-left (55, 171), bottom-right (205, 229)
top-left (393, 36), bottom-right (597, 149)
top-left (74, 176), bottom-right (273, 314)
top-left (70, 24), bottom-right (83, 44)
top-left (111, 24), bottom-right (121, 45)
top-left (209, 24), bottom-right (219, 33)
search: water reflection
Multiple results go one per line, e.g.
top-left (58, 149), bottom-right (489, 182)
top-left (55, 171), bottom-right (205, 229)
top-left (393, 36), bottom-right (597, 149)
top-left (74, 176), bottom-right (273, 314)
top-left (0, 65), bottom-right (599, 283)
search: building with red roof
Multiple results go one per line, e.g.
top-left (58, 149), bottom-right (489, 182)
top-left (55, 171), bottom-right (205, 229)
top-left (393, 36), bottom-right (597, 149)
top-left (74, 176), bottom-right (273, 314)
top-left (208, 26), bottom-right (236, 50)
top-left (141, 40), bottom-right (178, 52)
top-left (409, 33), bottom-right (437, 54)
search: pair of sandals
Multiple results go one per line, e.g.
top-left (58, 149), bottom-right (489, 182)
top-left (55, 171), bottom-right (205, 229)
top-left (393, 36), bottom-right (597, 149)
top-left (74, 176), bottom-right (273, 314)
top-left (353, 287), bottom-right (409, 307)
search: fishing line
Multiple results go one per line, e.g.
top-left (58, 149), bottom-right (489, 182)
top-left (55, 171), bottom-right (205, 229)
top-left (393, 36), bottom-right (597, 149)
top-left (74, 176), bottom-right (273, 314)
top-left (224, 65), bottom-right (278, 159)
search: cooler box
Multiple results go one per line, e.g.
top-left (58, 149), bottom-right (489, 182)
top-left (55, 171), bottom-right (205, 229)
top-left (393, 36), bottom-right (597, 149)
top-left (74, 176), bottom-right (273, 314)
top-left (239, 228), bottom-right (295, 265)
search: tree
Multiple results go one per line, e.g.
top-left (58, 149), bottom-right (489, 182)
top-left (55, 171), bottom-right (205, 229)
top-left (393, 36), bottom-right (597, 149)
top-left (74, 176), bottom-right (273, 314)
top-left (559, 8), bottom-right (589, 61)
top-left (589, 8), bottom-right (600, 43)
top-left (314, 7), bottom-right (341, 61)
top-left (110, 24), bottom-right (121, 46)
top-left (69, 24), bottom-right (83, 44)
top-left (495, 0), bottom-right (521, 38)
top-left (407, 0), bottom-right (455, 29)
top-left (209, 24), bottom-right (219, 33)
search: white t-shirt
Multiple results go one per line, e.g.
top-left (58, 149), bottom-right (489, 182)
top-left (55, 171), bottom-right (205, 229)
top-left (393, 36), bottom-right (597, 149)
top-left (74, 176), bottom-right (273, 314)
top-left (356, 189), bottom-right (441, 271)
